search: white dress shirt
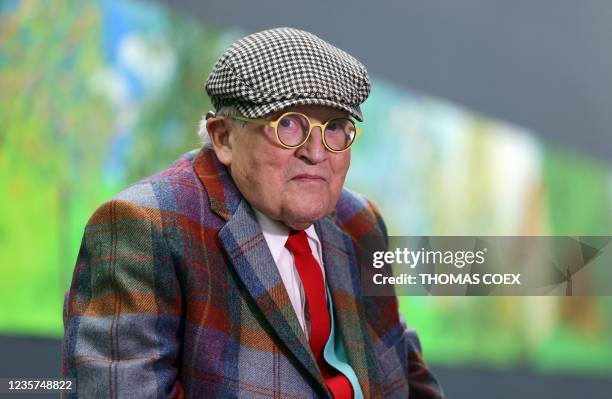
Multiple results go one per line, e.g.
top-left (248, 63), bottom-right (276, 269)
top-left (253, 209), bottom-right (325, 335)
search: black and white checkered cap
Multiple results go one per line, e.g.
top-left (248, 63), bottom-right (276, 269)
top-left (205, 27), bottom-right (371, 121)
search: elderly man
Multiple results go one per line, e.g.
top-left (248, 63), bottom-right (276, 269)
top-left (62, 27), bottom-right (443, 398)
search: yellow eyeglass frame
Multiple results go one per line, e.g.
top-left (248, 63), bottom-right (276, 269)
top-left (229, 112), bottom-right (362, 153)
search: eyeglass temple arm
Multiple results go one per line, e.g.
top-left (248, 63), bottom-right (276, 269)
top-left (231, 115), bottom-right (276, 127)
top-left (232, 114), bottom-right (362, 136)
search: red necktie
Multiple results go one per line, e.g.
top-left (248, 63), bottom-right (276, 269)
top-left (285, 230), bottom-right (353, 399)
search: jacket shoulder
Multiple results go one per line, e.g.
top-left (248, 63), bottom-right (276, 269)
top-left (334, 188), bottom-right (387, 242)
top-left (112, 150), bottom-right (201, 207)
top-left (85, 149), bottom-right (216, 230)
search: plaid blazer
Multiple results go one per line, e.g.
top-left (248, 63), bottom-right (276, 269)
top-left (62, 147), bottom-right (444, 398)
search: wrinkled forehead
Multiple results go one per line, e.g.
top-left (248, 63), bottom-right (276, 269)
top-left (264, 104), bottom-right (351, 121)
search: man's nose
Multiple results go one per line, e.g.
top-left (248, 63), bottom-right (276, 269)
top-left (295, 126), bottom-right (328, 164)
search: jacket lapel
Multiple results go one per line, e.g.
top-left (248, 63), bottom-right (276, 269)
top-left (316, 216), bottom-right (382, 399)
top-left (192, 148), bottom-right (328, 393)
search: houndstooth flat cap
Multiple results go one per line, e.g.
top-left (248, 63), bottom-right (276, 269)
top-left (205, 27), bottom-right (371, 121)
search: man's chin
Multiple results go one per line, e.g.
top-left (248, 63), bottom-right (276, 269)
top-left (282, 207), bottom-right (330, 230)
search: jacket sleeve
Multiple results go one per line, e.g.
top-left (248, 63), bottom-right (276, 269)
top-left (364, 199), bottom-right (445, 399)
top-left (398, 315), bottom-right (445, 399)
top-left (61, 199), bottom-right (184, 398)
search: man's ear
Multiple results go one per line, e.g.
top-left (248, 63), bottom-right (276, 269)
top-left (206, 117), bottom-right (235, 166)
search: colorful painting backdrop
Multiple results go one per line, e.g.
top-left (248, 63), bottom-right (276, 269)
top-left (1, 0), bottom-right (611, 376)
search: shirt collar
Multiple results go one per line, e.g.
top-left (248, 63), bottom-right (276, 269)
top-left (253, 208), bottom-right (321, 263)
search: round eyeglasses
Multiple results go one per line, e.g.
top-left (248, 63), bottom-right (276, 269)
top-left (230, 112), bottom-right (361, 153)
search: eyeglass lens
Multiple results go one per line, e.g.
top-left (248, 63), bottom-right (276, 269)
top-left (276, 113), bottom-right (356, 151)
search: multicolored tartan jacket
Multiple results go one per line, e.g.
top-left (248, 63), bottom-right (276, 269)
top-left (62, 147), bottom-right (444, 398)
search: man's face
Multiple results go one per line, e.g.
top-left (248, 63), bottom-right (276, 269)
top-left (222, 105), bottom-right (351, 230)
